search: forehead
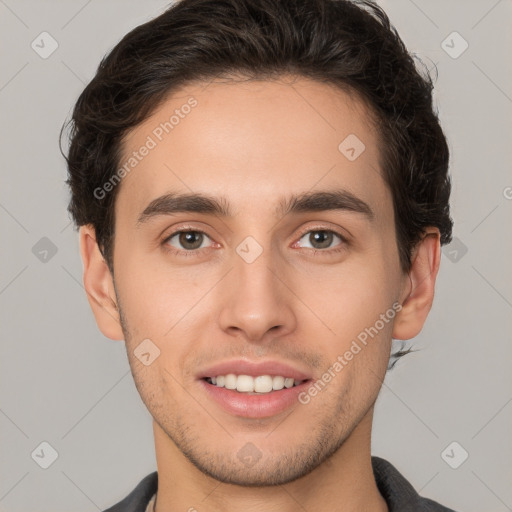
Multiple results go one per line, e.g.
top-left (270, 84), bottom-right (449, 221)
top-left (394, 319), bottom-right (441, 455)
top-left (115, 76), bottom-right (389, 224)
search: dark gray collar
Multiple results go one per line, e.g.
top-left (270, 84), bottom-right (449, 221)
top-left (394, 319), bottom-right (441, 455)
top-left (103, 456), bottom-right (458, 511)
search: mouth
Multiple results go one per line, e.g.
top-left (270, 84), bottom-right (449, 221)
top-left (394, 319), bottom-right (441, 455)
top-left (196, 359), bottom-right (314, 418)
top-left (202, 374), bottom-right (309, 394)
top-left (198, 370), bottom-right (313, 418)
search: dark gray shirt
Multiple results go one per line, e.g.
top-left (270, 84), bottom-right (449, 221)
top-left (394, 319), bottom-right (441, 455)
top-left (103, 456), bottom-right (459, 511)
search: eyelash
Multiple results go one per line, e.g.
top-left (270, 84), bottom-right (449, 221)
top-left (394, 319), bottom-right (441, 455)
top-left (161, 225), bottom-right (349, 258)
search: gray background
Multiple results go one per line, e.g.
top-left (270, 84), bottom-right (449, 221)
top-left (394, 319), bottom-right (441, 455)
top-left (1, 0), bottom-right (511, 510)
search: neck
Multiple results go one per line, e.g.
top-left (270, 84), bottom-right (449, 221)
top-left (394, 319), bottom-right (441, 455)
top-left (152, 408), bottom-right (387, 512)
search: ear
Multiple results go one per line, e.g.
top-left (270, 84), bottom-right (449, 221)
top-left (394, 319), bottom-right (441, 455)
top-left (79, 225), bottom-right (124, 341)
top-left (392, 227), bottom-right (441, 340)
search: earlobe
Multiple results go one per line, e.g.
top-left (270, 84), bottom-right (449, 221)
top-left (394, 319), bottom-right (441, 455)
top-left (79, 225), bottom-right (124, 341)
top-left (392, 228), bottom-right (441, 341)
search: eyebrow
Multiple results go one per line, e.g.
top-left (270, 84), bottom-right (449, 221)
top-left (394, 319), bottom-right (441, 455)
top-left (136, 189), bottom-right (375, 226)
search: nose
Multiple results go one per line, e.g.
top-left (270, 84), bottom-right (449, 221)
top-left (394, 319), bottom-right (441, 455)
top-left (217, 245), bottom-right (298, 344)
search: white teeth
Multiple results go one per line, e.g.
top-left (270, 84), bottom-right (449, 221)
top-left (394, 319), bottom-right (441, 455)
top-left (236, 375), bottom-right (254, 392)
top-left (254, 375), bottom-right (273, 393)
top-left (272, 376), bottom-right (285, 390)
top-left (208, 374), bottom-right (305, 394)
top-left (224, 373), bottom-right (237, 390)
top-left (284, 377), bottom-right (294, 388)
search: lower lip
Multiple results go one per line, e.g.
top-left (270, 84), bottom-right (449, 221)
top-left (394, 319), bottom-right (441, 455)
top-left (199, 379), bottom-right (311, 419)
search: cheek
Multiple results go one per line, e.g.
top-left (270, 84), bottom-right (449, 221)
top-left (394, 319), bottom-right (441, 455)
top-left (295, 252), bottom-right (399, 377)
top-left (315, 259), bottom-right (398, 330)
top-left (114, 248), bottom-right (202, 338)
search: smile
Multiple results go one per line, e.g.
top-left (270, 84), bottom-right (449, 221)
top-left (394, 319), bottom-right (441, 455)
top-left (204, 374), bottom-right (306, 394)
top-left (200, 376), bottom-right (312, 418)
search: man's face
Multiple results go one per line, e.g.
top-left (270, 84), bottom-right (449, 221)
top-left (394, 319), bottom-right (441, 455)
top-left (109, 77), bottom-right (408, 485)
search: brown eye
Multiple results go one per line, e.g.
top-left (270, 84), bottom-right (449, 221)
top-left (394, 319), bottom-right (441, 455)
top-left (297, 230), bottom-right (344, 251)
top-left (165, 230), bottom-right (211, 251)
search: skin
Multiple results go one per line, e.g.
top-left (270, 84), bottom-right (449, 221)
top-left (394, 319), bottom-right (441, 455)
top-left (80, 76), bottom-right (440, 512)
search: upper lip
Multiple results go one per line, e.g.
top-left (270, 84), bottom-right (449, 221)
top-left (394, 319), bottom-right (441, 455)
top-left (196, 359), bottom-right (313, 381)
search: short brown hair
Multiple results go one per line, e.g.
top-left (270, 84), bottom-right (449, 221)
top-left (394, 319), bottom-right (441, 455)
top-left (62, 0), bottom-right (453, 276)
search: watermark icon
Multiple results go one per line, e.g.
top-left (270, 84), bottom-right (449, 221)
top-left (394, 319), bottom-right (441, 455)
top-left (32, 237), bottom-right (58, 263)
top-left (441, 441), bottom-right (469, 469)
top-left (134, 338), bottom-right (161, 366)
top-left (237, 442), bottom-right (262, 467)
top-left (298, 301), bottom-right (402, 405)
top-left (338, 134), bottom-right (366, 161)
top-left (236, 236), bottom-right (264, 264)
top-left (31, 441), bottom-right (59, 469)
top-left (503, 186), bottom-right (512, 200)
top-left (93, 97), bottom-right (198, 200)
top-left (441, 31), bottom-right (468, 60)
top-left (31, 31), bottom-right (59, 59)
top-left (442, 236), bottom-right (468, 263)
